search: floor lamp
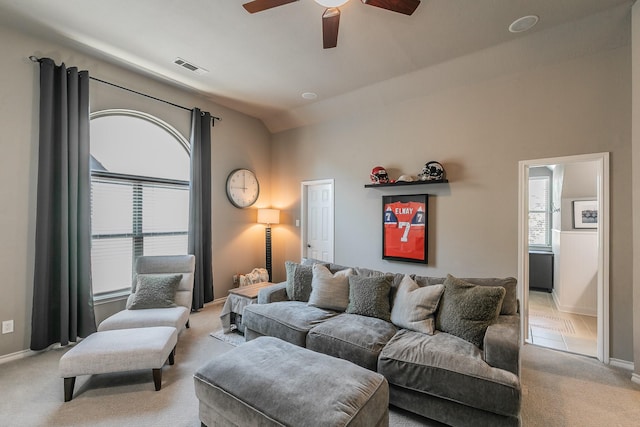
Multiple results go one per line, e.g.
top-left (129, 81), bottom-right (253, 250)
top-left (257, 208), bottom-right (280, 282)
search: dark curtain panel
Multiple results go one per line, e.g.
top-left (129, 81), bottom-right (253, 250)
top-left (188, 108), bottom-right (214, 309)
top-left (31, 58), bottom-right (96, 351)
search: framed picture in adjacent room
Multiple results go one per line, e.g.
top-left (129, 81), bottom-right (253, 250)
top-left (572, 200), bottom-right (598, 229)
top-left (382, 194), bottom-right (428, 263)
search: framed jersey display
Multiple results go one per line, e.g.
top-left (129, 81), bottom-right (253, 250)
top-left (382, 194), bottom-right (428, 263)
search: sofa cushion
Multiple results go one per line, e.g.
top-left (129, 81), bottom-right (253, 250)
top-left (97, 306), bottom-right (189, 332)
top-left (378, 329), bottom-right (521, 417)
top-left (346, 275), bottom-right (392, 321)
top-left (436, 275), bottom-right (505, 348)
top-left (390, 275), bottom-right (444, 335)
top-left (307, 313), bottom-right (397, 371)
top-left (307, 264), bottom-right (353, 311)
top-left (284, 261), bottom-right (314, 302)
top-left (127, 274), bottom-right (182, 309)
top-left (414, 275), bottom-right (518, 315)
top-left (242, 301), bottom-right (338, 347)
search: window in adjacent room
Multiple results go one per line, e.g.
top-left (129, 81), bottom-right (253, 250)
top-left (90, 110), bottom-right (190, 298)
top-left (528, 167), bottom-right (552, 249)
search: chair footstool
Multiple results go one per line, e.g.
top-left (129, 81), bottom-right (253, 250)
top-left (194, 336), bottom-right (389, 427)
top-left (59, 326), bottom-right (177, 401)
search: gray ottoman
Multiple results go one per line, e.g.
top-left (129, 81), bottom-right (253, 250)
top-left (59, 326), bottom-right (178, 401)
top-left (194, 336), bottom-right (389, 427)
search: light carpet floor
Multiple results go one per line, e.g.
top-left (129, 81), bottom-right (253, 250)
top-left (0, 301), bottom-right (638, 426)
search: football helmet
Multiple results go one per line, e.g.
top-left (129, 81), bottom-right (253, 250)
top-left (419, 161), bottom-right (445, 181)
top-left (370, 166), bottom-right (390, 184)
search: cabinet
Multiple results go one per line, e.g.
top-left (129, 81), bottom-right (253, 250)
top-left (529, 251), bottom-right (554, 292)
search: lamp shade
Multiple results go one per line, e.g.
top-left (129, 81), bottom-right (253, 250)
top-left (257, 208), bottom-right (280, 225)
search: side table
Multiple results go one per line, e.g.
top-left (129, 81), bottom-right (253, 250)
top-left (220, 282), bottom-right (273, 334)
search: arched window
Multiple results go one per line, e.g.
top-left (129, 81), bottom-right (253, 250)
top-left (90, 109), bottom-right (190, 296)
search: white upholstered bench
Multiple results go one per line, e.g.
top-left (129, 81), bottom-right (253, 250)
top-left (59, 326), bottom-right (178, 401)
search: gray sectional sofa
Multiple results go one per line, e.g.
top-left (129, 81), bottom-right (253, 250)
top-left (242, 261), bottom-right (522, 427)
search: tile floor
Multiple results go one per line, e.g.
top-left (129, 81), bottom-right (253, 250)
top-left (528, 290), bottom-right (597, 357)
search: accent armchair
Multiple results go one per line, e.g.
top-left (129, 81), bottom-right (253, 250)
top-left (98, 255), bottom-right (196, 333)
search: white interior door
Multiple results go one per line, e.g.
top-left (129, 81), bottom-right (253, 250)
top-left (302, 180), bottom-right (334, 262)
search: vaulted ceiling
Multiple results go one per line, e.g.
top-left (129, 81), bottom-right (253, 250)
top-left (0, 0), bottom-right (631, 132)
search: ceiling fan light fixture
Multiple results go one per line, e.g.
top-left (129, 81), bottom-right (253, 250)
top-left (509, 15), bottom-right (539, 33)
top-left (315, 0), bottom-right (348, 7)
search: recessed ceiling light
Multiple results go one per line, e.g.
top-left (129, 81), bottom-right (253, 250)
top-left (509, 15), bottom-right (539, 33)
top-left (302, 92), bottom-right (318, 100)
top-left (314, 0), bottom-right (348, 7)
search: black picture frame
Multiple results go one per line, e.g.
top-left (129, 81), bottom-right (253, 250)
top-left (572, 200), bottom-right (598, 229)
top-left (382, 194), bottom-right (428, 264)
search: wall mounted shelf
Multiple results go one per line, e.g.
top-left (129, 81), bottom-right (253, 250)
top-left (364, 179), bottom-right (448, 188)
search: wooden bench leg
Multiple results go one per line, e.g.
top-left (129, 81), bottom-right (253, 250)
top-left (152, 368), bottom-right (162, 391)
top-left (64, 377), bottom-right (76, 402)
top-left (168, 346), bottom-right (176, 365)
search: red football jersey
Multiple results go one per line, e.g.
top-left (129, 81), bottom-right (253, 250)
top-left (383, 201), bottom-right (426, 260)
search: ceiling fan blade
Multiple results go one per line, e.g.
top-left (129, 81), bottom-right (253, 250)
top-left (322, 8), bottom-right (340, 49)
top-left (243, 0), bottom-right (298, 14)
top-left (361, 0), bottom-right (420, 16)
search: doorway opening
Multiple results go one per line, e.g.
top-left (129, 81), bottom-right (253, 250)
top-left (518, 153), bottom-right (609, 363)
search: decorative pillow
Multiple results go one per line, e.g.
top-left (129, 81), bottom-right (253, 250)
top-left (435, 274), bottom-right (505, 348)
top-left (307, 264), bottom-right (353, 311)
top-left (127, 274), bottom-right (182, 310)
top-left (346, 275), bottom-right (393, 321)
top-left (390, 275), bottom-right (444, 334)
top-left (414, 276), bottom-right (518, 315)
top-left (285, 261), bottom-right (314, 302)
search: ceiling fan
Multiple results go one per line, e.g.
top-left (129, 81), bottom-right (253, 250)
top-left (242, 0), bottom-right (421, 49)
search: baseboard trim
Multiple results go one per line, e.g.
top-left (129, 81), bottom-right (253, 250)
top-left (609, 358), bottom-right (634, 371)
top-left (210, 296), bottom-right (227, 306)
top-left (0, 349), bottom-right (35, 365)
top-left (631, 372), bottom-right (640, 385)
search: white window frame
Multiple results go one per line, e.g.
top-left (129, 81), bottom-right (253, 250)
top-left (89, 109), bottom-right (190, 300)
top-left (528, 173), bottom-right (552, 250)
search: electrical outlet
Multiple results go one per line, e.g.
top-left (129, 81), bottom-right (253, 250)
top-left (2, 320), bottom-right (14, 334)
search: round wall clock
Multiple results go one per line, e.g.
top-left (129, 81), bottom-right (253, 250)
top-left (226, 168), bottom-right (260, 208)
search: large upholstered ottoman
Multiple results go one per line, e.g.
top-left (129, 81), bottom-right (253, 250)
top-left (59, 326), bottom-right (178, 401)
top-left (194, 336), bottom-right (389, 427)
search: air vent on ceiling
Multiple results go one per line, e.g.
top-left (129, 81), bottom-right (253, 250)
top-left (173, 58), bottom-right (209, 75)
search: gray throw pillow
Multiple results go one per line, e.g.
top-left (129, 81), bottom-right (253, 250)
top-left (127, 274), bottom-right (182, 310)
top-left (435, 274), bottom-right (505, 348)
top-left (390, 275), bottom-right (444, 334)
top-left (285, 261), bottom-right (319, 302)
top-left (346, 275), bottom-right (393, 322)
top-left (307, 264), bottom-right (353, 311)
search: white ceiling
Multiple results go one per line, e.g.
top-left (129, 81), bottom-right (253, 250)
top-left (0, 0), bottom-right (631, 132)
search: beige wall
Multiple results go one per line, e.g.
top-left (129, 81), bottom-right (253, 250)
top-left (271, 41), bottom-right (633, 360)
top-left (632, 1), bottom-right (640, 379)
top-left (0, 24), bottom-right (272, 357)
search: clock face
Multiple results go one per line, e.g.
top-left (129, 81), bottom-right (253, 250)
top-left (226, 168), bottom-right (260, 208)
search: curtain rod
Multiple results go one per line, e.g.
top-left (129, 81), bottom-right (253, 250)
top-left (29, 55), bottom-right (221, 124)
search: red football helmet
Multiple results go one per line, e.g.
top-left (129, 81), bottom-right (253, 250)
top-left (370, 166), bottom-right (389, 184)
